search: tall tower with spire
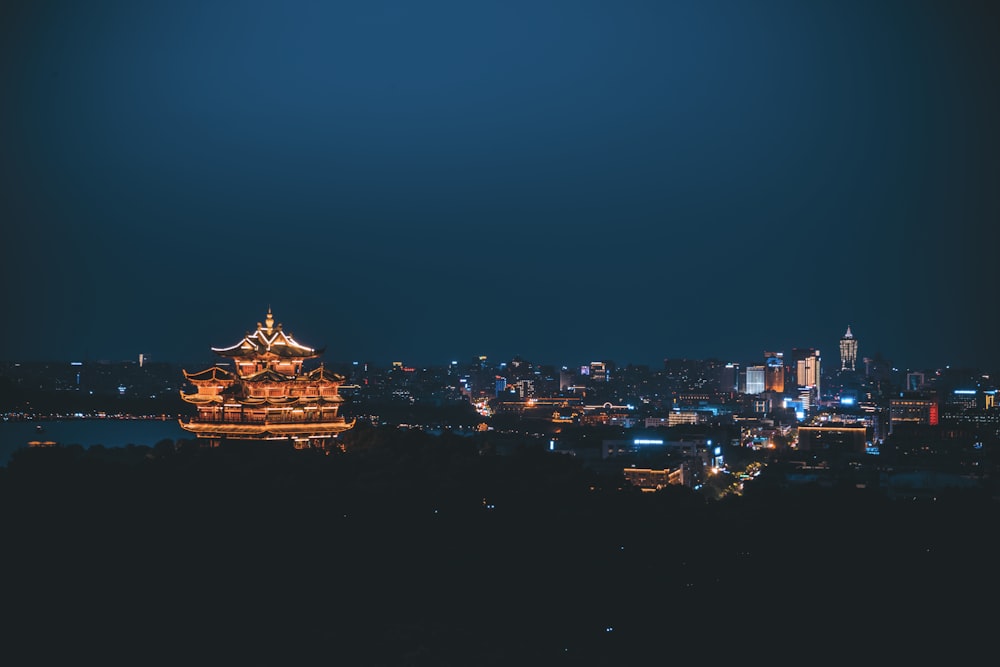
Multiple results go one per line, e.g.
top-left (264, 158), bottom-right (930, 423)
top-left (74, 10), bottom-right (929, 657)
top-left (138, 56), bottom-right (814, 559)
top-left (840, 325), bottom-right (858, 372)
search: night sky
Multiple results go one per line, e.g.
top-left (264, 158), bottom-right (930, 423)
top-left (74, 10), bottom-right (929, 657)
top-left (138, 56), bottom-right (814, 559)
top-left (3, 1), bottom-right (998, 371)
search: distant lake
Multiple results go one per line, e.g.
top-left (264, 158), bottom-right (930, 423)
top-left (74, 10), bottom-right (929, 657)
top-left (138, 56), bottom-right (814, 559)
top-left (0, 418), bottom-right (189, 466)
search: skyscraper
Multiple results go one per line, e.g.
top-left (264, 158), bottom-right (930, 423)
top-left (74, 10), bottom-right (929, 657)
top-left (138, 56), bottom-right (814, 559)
top-left (719, 362), bottom-right (739, 393)
top-left (792, 347), bottom-right (821, 399)
top-left (840, 325), bottom-right (858, 371)
top-left (745, 365), bottom-right (766, 394)
top-left (764, 351), bottom-right (785, 393)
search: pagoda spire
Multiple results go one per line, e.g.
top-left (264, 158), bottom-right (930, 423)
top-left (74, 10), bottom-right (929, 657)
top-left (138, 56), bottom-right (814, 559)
top-left (265, 307), bottom-right (274, 334)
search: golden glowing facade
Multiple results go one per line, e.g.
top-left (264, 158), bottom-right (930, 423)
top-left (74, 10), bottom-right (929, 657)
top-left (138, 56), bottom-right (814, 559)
top-left (179, 309), bottom-right (354, 448)
top-left (764, 351), bottom-right (785, 393)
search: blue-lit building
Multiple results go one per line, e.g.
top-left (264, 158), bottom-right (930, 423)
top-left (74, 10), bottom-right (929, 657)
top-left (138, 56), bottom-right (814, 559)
top-left (946, 389), bottom-right (983, 411)
top-left (839, 389), bottom-right (859, 407)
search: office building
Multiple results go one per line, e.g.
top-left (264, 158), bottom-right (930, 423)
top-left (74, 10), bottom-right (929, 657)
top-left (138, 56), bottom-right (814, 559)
top-left (793, 348), bottom-right (821, 398)
top-left (764, 351), bottom-right (785, 393)
top-left (889, 392), bottom-right (939, 432)
top-left (719, 362), bottom-right (739, 393)
top-left (745, 365), bottom-right (765, 395)
top-left (839, 325), bottom-right (858, 371)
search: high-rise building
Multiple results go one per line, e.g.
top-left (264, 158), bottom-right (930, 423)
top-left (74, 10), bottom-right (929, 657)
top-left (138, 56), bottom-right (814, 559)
top-left (906, 372), bottom-right (926, 391)
top-left (798, 385), bottom-right (817, 413)
top-left (764, 351), bottom-right (785, 393)
top-left (793, 347), bottom-right (821, 399)
top-left (590, 361), bottom-right (610, 382)
top-left (745, 365), bottom-right (766, 395)
top-left (559, 369), bottom-right (576, 392)
top-left (719, 362), bottom-right (739, 393)
top-left (889, 391), bottom-right (939, 432)
top-left (515, 378), bottom-right (535, 398)
top-left (179, 308), bottom-right (354, 449)
top-left (840, 325), bottom-right (858, 371)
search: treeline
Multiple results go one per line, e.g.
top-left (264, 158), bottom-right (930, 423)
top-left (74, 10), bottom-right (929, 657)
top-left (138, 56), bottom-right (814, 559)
top-left (1, 427), bottom-right (998, 665)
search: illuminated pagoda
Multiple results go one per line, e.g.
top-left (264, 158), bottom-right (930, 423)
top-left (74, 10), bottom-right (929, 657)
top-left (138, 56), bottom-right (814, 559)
top-left (179, 308), bottom-right (354, 449)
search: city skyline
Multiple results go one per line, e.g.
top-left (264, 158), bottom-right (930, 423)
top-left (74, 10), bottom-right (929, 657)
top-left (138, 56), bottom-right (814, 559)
top-left (0, 317), bottom-right (988, 377)
top-left (0, 288), bottom-right (988, 373)
top-left (3, 1), bottom-right (998, 371)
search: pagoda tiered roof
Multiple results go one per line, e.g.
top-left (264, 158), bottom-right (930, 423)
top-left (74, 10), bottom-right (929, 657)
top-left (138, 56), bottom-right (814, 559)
top-left (306, 365), bottom-right (346, 382)
top-left (242, 368), bottom-right (295, 383)
top-left (181, 389), bottom-right (344, 407)
top-left (234, 395), bottom-right (340, 406)
top-left (212, 308), bottom-right (323, 360)
top-left (183, 366), bottom-right (238, 382)
top-left (179, 393), bottom-right (225, 405)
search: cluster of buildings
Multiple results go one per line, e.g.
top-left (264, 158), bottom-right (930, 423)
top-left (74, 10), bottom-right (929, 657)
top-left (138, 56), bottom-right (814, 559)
top-left (318, 324), bottom-right (996, 494)
top-left (4, 314), bottom-right (998, 495)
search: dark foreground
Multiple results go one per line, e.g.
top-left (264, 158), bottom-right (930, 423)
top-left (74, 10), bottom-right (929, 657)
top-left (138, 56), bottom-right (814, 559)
top-left (2, 435), bottom-right (998, 665)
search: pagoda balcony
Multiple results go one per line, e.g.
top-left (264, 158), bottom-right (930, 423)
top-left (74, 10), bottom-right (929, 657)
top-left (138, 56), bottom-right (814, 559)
top-left (192, 414), bottom-right (344, 425)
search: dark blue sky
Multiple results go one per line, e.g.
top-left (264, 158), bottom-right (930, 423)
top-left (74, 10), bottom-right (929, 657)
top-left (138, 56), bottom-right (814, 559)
top-left (3, 1), bottom-right (998, 371)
